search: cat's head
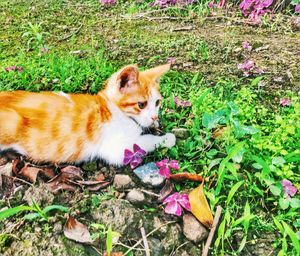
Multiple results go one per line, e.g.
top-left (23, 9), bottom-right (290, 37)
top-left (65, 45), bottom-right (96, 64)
top-left (103, 64), bottom-right (170, 128)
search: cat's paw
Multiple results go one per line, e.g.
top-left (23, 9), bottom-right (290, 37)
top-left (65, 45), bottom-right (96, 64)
top-left (162, 133), bottom-right (176, 148)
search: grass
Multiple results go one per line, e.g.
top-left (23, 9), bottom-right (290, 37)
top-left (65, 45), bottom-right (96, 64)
top-left (1, 0), bottom-right (300, 255)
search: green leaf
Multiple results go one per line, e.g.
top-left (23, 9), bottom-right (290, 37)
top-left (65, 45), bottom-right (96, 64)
top-left (226, 181), bottom-right (244, 206)
top-left (208, 158), bottom-right (222, 171)
top-left (279, 198), bottom-right (290, 210)
top-left (43, 205), bottom-right (69, 214)
top-left (206, 149), bottom-right (218, 158)
top-left (273, 217), bottom-right (284, 234)
top-left (269, 184), bottom-right (282, 196)
top-left (232, 147), bottom-right (246, 163)
top-left (296, 231), bottom-right (300, 240)
top-left (281, 221), bottom-right (300, 254)
top-left (0, 206), bottom-right (33, 222)
top-left (23, 213), bottom-right (40, 220)
top-left (202, 113), bottom-right (224, 130)
top-left (252, 163), bottom-right (263, 169)
top-left (106, 225), bottom-right (113, 256)
top-left (289, 198), bottom-right (300, 208)
top-left (272, 157), bottom-right (286, 166)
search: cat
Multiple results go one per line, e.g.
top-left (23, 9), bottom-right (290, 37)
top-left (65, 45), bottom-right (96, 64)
top-left (0, 64), bottom-right (176, 166)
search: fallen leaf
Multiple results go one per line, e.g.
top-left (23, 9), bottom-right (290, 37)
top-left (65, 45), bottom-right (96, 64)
top-left (46, 181), bottom-right (78, 194)
top-left (19, 165), bottom-right (41, 183)
top-left (60, 166), bottom-right (83, 180)
top-left (12, 159), bottom-right (23, 175)
top-left (189, 183), bottom-right (213, 228)
top-left (104, 252), bottom-right (124, 256)
top-left (212, 126), bottom-right (228, 139)
top-left (64, 215), bottom-right (93, 244)
top-left (158, 180), bottom-right (174, 202)
top-left (76, 180), bottom-right (108, 185)
top-left (85, 181), bottom-right (111, 191)
top-left (170, 172), bottom-right (206, 183)
top-left (39, 167), bottom-right (56, 179)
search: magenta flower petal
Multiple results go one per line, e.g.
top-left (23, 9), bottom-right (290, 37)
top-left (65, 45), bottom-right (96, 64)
top-left (163, 192), bottom-right (179, 204)
top-left (281, 179), bottom-right (297, 197)
top-left (164, 201), bottom-right (182, 216)
top-left (158, 166), bottom-right (171, 178)
top-left (156, 159), bottom-right (168, 168)
top-left (174, 96), bottom-right (191, 107)
top-left (123, 149), bottom-right (133, 165)
top-left (242, 41), bottom-right (252, 51)
top-left (133, 144), bottom-right (146, 156)
top-left (279, 98), bottom-right (291, 107)
top-left (169, 160), bottom-right (180, 170)
top-left (177, 194), bottom-right (191, 211)
top-left (296, 4), bottom-right (300, 13)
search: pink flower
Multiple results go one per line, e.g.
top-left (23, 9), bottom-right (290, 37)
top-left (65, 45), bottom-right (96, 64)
top-left (100, 0), bottom-right (116, 5)
top-left (174, 96), bottom-right (191, 107)
top-left (163, 192), bottom-right (191, 216)
top-left (237, 59), bottom-right (264, 77)
top-left (167, 57), bottom-right (177, 65)
top-left (279, 98), bottom-right (292, 107)
top-left (123, 144), bottom-right (147, 169)
top-left (242, 41), bottom-right (252, 51)
top-left (281, 179), bottom-right (297, 198)
top-left (4, 65), bottom-right (23, 72)
top-left (295, 4), bottom-right (300, 14)
top-left (156, 159), bottom-right (180, 178)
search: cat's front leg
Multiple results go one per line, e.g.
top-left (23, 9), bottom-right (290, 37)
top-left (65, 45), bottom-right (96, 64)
top-left (136, 133), bottom-right (176, 153)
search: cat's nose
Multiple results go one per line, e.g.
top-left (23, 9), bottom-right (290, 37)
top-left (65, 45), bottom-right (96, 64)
top-left (151, 115), bottom-right (158, 121)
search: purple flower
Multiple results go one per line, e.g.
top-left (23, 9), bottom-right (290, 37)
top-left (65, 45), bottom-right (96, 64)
top-left (281, 179), bottom-right (297, 198)
top-left (123, 144), bottom-right (146, 169)
top-left (295, 4), bottom-right (300, 14)
top-left (279, 98), bottom-right (292, 107)
top-left (100, 0), bottom-right (116, 5)
top-left (156, 159), bottom-right (180, 178)
top-left (163, 192), bottom-right (191, 216)
top-left (4, 65), bottom-right (23, 72)
top-left (167, 57), bottom-right (177, 65)
top-left (237, 59), bottom-right (264, 76)
top-left (242, 41), bottom-right (252, 51)
top-left (240, 0), bottom-right (273, 24)
top-left (174, 96), bottom-right (191, 107)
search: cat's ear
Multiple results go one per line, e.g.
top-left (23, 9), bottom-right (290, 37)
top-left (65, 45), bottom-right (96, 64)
top-left (116, 65), bottom-right (139, 94)
top-left (141, 64), bottom-right (170, 83)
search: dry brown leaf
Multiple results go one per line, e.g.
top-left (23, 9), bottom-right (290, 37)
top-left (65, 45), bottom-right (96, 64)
top-left (158, 180), bottom-right (174, 202)
top-left (46, 181), bottom-right (78, 194)
top-left (170, 172), bottom-right (207, 183)
top-left (64, 215), bottom-right (93, 244)
top-left (39, 167), bottom-right (56, 179)
top-left (85, 181), bottom-right (111, 191)
top-left (104, 253), bottom-right (124, 256)
top-left (19, 166), bottom-right (41, 183)
top-left (60, 166), bottom-right (83, 180)
top-left (189, 183), bottom-right (213, 228)
top-left (212, 126), bottom-right (228, 139)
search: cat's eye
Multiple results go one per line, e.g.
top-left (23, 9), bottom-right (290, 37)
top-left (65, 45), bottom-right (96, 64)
top-left (138, 101), bottom-right (147, 109)
top-left (155, 99), bottom-right (161, 107)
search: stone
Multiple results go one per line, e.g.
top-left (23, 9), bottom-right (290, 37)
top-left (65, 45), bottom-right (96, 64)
top-left (113, 174), bottom-right (134, 190)
top-left (183, 214), bottom-right (208, 243)
top-left (126, 189), bottom-right (145, 205)
top-left (172, 128), bottom-right (190, 139)
top-left (133, 162), bottom-right (165, 187)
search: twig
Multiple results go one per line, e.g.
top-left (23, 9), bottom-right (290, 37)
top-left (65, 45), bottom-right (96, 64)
top-left (115, 242), bottom-right (145, 251)
top-left (58, 20), bottom-right (84, 42)
top-left (201, 205), bottom-right (223, 256)
top-left (124, 221), bottom-right (176, 255)
top-left (140, 189), bottom-right (160, 198)
top-left (172, 26), bottom-right (194, 32)
top-left (140, 227), bottom-right (150, 256)
top-left (169, 241), bottom-right (190, 256)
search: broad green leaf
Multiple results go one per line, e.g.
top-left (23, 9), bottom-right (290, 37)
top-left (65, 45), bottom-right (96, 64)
top-left (290, 198), bottom-right (300, 208)
top-left (202, 113), bottom-right (224, 130)
top-left (269, 184), bottom-right (282, 196)
top-left (279, 198), bottom-right (290, 210)
top-left (226, 181), bottom-right (244, 206)
top-left (0, 206), bottom-right (33, 222)
top-left (232, 147), bottom-right (246, 163)
top-left (272, 157), bottom-right (286, 166)
top-left (273, 217), bottom-right (284, 234)
top-left (208, 158), bottom-right (222, 171)
top-left (252, 163), bottom-right (263, 169)
top-left (238, 236), bottom-right (247, 253)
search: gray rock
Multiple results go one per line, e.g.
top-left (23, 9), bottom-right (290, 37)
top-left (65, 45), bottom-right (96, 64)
top-left (172, 128), bottom-right (190, 139)
top-left (126, 189), bottom-right (145, 205)
top-left (133, 162), bottom-right (165, 187)
top-left (183, 214), bottom-right (208, 243)
top-left (113, 174), bottom-right (134, 190)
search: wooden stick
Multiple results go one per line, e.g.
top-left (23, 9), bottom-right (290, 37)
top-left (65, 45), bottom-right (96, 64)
top-left (124, 221), bottom-right (176, 255)
top-left (201, 206), bottom-right (222, 256)
top-left (140, 227), bottom-right (150, 256)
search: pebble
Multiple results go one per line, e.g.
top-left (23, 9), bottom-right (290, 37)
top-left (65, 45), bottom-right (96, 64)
top-left (113, 174), bottom-right (134, 190)
top-left (183, 214), bottom-right (208, 243)
top-left (133, 162), bottom-right (165, 187)
top-left (126, 189), bottom-right (145, 205)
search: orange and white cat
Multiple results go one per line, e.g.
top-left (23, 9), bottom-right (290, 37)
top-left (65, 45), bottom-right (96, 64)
top-left (0, 64), bottom-right (176, 165)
